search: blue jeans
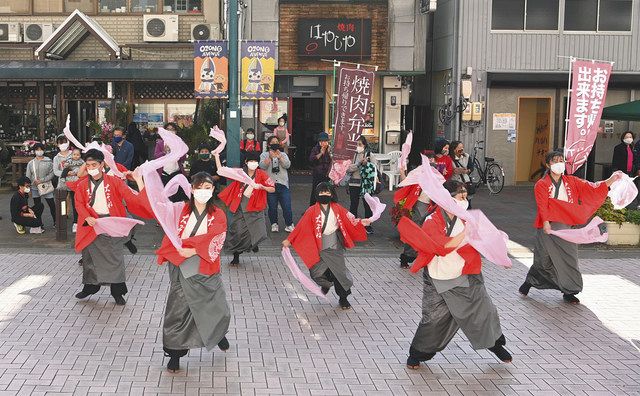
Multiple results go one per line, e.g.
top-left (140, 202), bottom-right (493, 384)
top-left (268, 183), bottom-right (293, 226)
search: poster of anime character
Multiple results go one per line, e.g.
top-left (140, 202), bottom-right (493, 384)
top-left (194, 41), bottom-right (228, 99)
top-left (241, 41), bottom-right (275, 100)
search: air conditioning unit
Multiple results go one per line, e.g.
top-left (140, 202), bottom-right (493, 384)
top-left (420, 0), bottom-right (437, 14)
top-left (24, 23), bottom-right (55, 43)
top-left (143, 15), bottom-right (179, 42)
top-left (190, 23), bottom-right (220, 42)
top-left (0, 23), bottom-right (22, 43)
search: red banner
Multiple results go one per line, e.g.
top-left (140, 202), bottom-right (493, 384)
top-left (332, 66), bottom-right (376, 161)
top-left (565, 60), bottom-right (612, 174)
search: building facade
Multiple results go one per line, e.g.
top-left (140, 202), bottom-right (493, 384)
top-left (431, 0), bottom-right (640, 185)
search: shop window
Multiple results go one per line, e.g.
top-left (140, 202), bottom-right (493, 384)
top-left (167, 103), bottom-right (196, 128)
top-left (0, 0), bottom-right (30, 14)
top-left (492, 0), bottom-right (559, 31)
top-left (99, 0), bottom-right (127, 13)
top-left (565, 0), bottom-right (631, 31)
top-left (65, 0), bottom-right (97, 14)
top-left (163, 0), bottom-right (202, 13)
top-left (130, 0), bottom-right (159, 13)
top-left (34, 0), bottom-right (65, 13)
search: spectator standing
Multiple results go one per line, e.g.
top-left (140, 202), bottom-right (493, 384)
top-left (111, 126), bottom-right (135, 170)
top-left (26, 142), bottom-right (56, 227)
top-left (309, 132), bottom-right (332, 206)
top-left (260, 136), bottom-right (294, 233)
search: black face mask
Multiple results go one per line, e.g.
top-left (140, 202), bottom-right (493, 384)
top-left (317, 195), bottom-right (332, 204)
top-left (270, 144), bottom-right (280, 151)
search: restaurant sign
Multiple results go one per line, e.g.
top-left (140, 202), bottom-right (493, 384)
top-left (297, 18), bottom-right (372, 59)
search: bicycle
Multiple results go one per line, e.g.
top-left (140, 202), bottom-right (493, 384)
top-left (468, 140), bottom-right (505, 194)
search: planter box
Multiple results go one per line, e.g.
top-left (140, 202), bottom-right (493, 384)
top-left (604, 221), bottom-right (640, 245)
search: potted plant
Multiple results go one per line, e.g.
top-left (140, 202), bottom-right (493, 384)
top-left (595, 198), bottom-right (640, 245)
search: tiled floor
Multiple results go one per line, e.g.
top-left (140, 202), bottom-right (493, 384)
top-left (0, 252), bottom-right (639, 395)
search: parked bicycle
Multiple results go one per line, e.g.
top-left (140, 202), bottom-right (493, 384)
top-left (469, 140), bottom-right (505, 194)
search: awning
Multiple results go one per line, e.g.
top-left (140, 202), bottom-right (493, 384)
top-left (35, 9), bottom-right (121, 60)
top-left (0, 60), bottom-right (193, 81)
top-left (601, 100), bottom-right (640, 121)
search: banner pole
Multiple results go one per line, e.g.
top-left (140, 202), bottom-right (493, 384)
top-left (330, 60), bottom-right (338, 148)
top-left (563, 56), bottom-right (574, 155)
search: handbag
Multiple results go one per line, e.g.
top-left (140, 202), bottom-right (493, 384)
top-left (373, 163), bottom-right (386, 195)
top-left (454, 158), bottom-right (475, 195)
top-left (32, 161), bottom-right (54, 196)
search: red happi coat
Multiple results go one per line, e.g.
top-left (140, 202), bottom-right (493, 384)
top-left (393, 184), bottom-right (422, 210)
top-left (534, 174), bottom-right (609, 228)
top-left (287, 203), bottom-right (367, 269)
top-left (71, 174), bottom-right (154, 253)
top-left (217, 168), bottom-right (274, 213)
top-left (156, 204), bottom-right (228, 276)
top-left (397, 208), bottom-right (482, 274)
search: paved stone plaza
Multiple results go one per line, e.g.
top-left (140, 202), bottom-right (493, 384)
top-left (0, 250), bottom-right (638, 395)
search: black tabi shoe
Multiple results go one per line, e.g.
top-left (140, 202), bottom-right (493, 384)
top-left (406, 356), bottom-right (421, 369)
top-left (519, 282), bottom-right (532, 296)
top-left (488, 345), bottom-right (513, 363)
top-left (75, 291), bottom-right (91, 299)
top-left (165, 354), bottom-right (180, 372)
top-left (252, 245), bottom-right (259, 253)
top-left (339, 297), bottom-right (352, 310)
top-left (113, 295), bottom-right (126, 306)
top-left (321, 286), bottom-right (330, 295)
top-left (365, 226), bottom-right (374, 234)
top-left (217, 336), bottom-right (230, 351)
top-left (78, 258), bottom-right (83, 266)
top-left (124, 238), bottom-right (138, 254)
top-left (400, 254), bottom-right (410, 269)
top-left (563, 293), bottom-right (580, 304)
top-left (230, 252), bottom-right (240, 266)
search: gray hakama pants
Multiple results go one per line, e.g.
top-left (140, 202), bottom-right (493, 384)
top-left (224, 197), bottom-right (267, 253)
top-left (410, 271), bottom-right (503, 360)
top-left (81, 234), bottom-right (128, 295)
top-left (403, 201), bottom-right (429, 258)
top-left (309, 232), bottom-right (353, 297)
top-left (163, 258), bottom-right (231, 351)
top-left (526, 223), bottom-right (582, 295)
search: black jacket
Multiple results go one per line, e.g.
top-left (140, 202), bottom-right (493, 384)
top-left (10, 191), bottom-right (29, 223)
top-left (612, 142), bottom-right (636, 175)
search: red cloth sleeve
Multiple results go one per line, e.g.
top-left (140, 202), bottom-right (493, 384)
top-left (534, 180), bottom-right (550, 225)
top-left (184, 211), bottom-right (227, 262)
top-left (114, 178), bottom-right (155, 219)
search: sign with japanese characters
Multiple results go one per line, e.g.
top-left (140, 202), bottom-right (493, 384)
top-left (194, 41), bottom-right (228, 99)
top-left (241, 41), bottom-right (276, 100)
top-left (297, 18), bottom-right (372, 59)
top-left (332, 66), bottom-right (376, 161)
top-left (492, 113), bottom-right (516, 130)
top-left (565, 59), bottom-right (612, 174)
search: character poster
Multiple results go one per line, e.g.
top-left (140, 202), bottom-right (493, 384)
top-left (241, 41), bottom-right (275, 100)
top-left (194, 41), bottom-right (228, 99)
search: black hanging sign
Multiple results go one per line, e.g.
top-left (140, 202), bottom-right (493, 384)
top-left (297, 18), bottom-right (372, 59)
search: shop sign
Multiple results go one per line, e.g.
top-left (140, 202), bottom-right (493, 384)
top-left (492, 113), bottom-right (516, 130)
top-left (194, 41), bottom-right (229, 99)
top-left (297, 18), bottom-right (372, 59)
top-left (565, 59), bottom-right (612, 174)
top-left (241, 41), bottom-right (276, 100)
top-left (332, 65), bottom-right (376, 161)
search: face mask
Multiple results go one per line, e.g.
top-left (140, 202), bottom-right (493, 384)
top-left (456, 199), bottom-right (469, 210)
top-left (442, 149), bottom-right (449, 155)
top-left (550, 162), bottom-right (565, 175)
top-left (193, 189), bottom-right (213, 204)
top-left (23, 187), bottom-right (30, 194)
top-left (247, 161), bottom-right (259, 170)
top-left (246, 134), bottom-right (255, 140)
top-left (113, 136), bottom-right (123, 144)
top-left (199, 153), bottom-right (210, 160)
top-left (270, 144), bottom-right (280, 151)
top-left (624, 137), bottom-right (634, 145)
top-left (87, 168), bottom-right (101, 177)
top-left (279, 121), bottom-right (285, 126)
top-left (59, 143), bottom-right (69, 151)
top-left (356, 146), bottom-right (365, 153)
top-left (317, 195), bottom-right (332, 204)
top-left (35, 150), bottom-right (44, 157)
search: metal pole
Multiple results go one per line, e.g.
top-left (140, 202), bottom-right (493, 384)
top-left (330, 60), bottom-right (338, 148)
top-left (563, 57), bottom-right (574, 151)
top-left (226, 0), bottom-right (241, 167)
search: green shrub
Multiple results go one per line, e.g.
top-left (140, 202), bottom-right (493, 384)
top-left (624, 209), bottom-right (640, 225)
top-left (595, 198), bottom-right (626, 225)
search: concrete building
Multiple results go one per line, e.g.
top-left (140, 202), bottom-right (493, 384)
top-left (429, 0), bottom-right (640, 185)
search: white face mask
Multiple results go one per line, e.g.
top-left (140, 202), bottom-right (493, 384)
top-left (87, 168), bottom-right (101, 177)
top-left (247, 161), bottom-right (259, 171)
top-left (35, 150), bottom-right (44, 157)
top-left (550, 162), bottom-right (565, 175)
top-left (356, 146), bottom-right (365, 153)
top-left (193, 189), bottom-right (213, 204)
top-left (59, 143), bottom-right (69, 151)
top-left (23, 187), bottom-right (30, 194)
top-left (456, 198), bottom-right (469, 210)
top-left (624, 137), bottom-right (634, 145)
top-left (246, 134), bottom-right (255, 140)
top-left (279, 122), bottom-right (285, 126)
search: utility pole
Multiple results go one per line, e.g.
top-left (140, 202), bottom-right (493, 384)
top-left (226, 0), bottom-right (240, 167)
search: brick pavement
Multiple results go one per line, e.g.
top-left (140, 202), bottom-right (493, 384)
top-left (0, 250), bottom-right (638, 395)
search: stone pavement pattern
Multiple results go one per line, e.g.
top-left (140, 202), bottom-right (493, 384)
top-left (0, 251), bottom-right (639, 395)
